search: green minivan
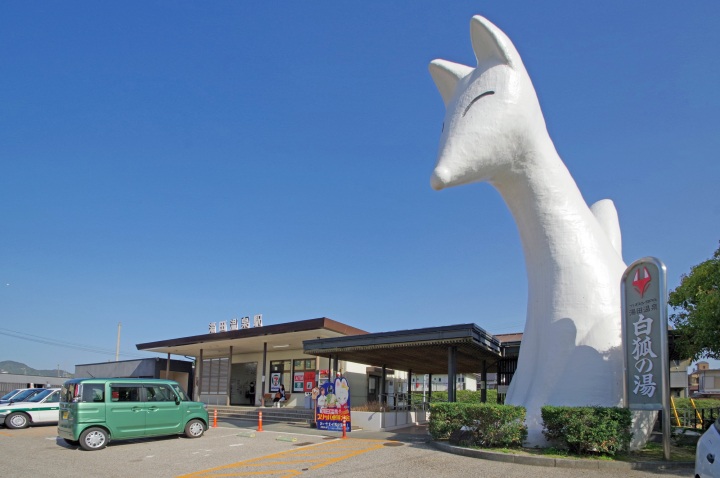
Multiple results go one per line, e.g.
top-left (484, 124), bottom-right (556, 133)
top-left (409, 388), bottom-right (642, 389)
top-left (58, 378), bottom-right (209, 451)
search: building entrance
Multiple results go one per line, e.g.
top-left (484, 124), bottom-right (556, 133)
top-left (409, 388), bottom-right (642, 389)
top-left (230, 362), bottom-right (257, 406)
top-left (367, 375), bottom-right (380, 403)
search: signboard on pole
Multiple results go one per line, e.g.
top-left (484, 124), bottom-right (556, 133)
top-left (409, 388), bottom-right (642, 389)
top-left (316, 376), bottom-right (351, 432)
top-left (621, 257), bottom-right (668, 411)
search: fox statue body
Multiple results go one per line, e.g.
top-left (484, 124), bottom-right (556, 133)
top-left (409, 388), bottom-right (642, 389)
top-left (429, 16), bottom-right (652, 447)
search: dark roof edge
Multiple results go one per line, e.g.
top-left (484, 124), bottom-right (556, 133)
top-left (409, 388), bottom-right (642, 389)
top-left (320, 317), bottom-right (369, 337)
top-left (303, 323), bottom-right (501, 354)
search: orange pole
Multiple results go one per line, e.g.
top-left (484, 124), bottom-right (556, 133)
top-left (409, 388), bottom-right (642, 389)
top-left (257, 411), bottom-right (263, 432)
top-left (342, 418), bottom-right (347, 439)
top-left (213, 408), bottom-right (218, 428)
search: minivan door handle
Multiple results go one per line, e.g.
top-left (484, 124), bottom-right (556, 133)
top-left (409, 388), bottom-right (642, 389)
top-left (707, 453), bottom-right (715, 464)
top-left (147, 406), bottom-right (158, 412)
top-left (131, 407), bottom-right (144, 412)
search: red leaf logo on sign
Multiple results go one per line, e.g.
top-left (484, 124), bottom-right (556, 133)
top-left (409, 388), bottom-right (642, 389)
top-left (632, 267), bottom-right (652, 298)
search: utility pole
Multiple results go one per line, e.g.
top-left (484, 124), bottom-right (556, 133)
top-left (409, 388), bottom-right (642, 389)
top-left (115, 322), bottom-right (122, 362)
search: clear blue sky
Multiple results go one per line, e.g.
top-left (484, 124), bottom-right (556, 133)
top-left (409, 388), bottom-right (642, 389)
top-left (2, 2), bottom-right (719, 373)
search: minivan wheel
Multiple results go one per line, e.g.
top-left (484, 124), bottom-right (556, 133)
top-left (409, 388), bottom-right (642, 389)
top-left (184, 419), bottom-right (205, 438)
top-left (79, 427), bottom-right (108, 451)
top-left (5, 412), bottom-right (30, 429)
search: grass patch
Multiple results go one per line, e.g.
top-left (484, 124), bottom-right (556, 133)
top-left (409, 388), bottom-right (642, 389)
top-left (616, 441), bottom-right (696, 463)
top-left (542, 447), bottom-right (569, 457)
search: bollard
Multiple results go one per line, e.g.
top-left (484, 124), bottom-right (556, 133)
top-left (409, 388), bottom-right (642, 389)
top-left (342, 418), bottom-right (347, 439)
top-left (257, 411), bottom-right (263, 432)
top-left (213, 408), bottom-right (218, 428)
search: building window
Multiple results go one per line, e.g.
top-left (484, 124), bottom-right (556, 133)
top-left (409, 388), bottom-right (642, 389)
top-left (270, 360), bottom-right (291, 392)
top-left (293, 359), bottom-right (314, 371)
top-left (292, 359), bottom-right (316, 393)
top-left (201, 358), bottom-right (229, 396)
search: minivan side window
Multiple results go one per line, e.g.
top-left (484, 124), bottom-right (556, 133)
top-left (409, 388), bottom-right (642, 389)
top-left (144, 384), bottom-right (176, 402)
top-left (110, 385), bottom-right (140, 402)
top-left (171, 384), bottom-right (190, 401)
top-left (81, 384), bottom-right (105, 403)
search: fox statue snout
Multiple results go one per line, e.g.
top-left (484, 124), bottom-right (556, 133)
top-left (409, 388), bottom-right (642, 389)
top-left (430, 168), bottom-right (450, 190)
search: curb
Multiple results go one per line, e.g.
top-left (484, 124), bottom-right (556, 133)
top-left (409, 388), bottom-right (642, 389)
top-left (430, 441), bottom-right (695, 471)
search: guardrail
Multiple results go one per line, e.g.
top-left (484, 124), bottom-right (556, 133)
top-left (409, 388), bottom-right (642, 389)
top-left (377, 392), bottom-right (432, 412)
top-left (671, 407), bottom-right (719, 430)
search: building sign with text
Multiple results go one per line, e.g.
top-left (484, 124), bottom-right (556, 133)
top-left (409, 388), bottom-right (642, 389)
top-left (209, 314), bottom-right (262, 333)
top-left (621, 257), bottom-right (668, 410)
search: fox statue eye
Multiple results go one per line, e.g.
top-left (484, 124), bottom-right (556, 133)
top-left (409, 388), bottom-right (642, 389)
top-left (462, 90), bottom-right (495, 117)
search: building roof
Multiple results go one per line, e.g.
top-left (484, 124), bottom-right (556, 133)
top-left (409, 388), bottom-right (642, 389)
top-left (494, 332), bottom-right (523, 343)
top-left (303, 323), bottom-right (503, 374)
top-left (136, 317), bottom-right (368, 359)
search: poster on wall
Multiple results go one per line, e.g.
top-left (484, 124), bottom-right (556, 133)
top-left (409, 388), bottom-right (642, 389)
top-left (293, 372), bottom-right (304, 392)
top-left (304, 371), bottom-right (316, 392)
top-left (270, 372), bottom-right (281, 392)
top-left (318, 369), bottom-right (329, 385)
top-left (316, 375), bottom-right (351, 432)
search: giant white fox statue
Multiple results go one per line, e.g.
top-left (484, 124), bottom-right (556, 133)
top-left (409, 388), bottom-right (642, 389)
top-left (429, 16), bottom-right (653, 447)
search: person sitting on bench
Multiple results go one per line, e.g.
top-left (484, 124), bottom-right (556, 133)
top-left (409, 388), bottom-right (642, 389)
top-left (272, 384), bottom-right (286, 407)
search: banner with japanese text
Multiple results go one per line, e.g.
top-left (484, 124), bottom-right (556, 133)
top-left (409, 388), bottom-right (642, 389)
top-left (621, 257), bottom-right (668, 410)
top-left (316, 376), bottom-right (351, 432)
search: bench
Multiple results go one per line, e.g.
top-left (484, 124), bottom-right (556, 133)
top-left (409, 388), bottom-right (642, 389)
top-left (263, 392), bottom-right (291, 407)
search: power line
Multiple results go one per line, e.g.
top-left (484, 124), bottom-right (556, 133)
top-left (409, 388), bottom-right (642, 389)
top-left (0, 328), bottom-right (149, 359)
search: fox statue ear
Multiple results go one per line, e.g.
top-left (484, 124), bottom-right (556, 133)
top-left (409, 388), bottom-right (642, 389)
top-left (429, 59), bottom-right (473, 106)
top-left (430, 16), bottom-right (522, 106)
top-left (470, 15), bottom-right (518, 68)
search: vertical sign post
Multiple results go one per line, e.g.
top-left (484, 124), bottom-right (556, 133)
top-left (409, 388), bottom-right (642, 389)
top-left (621, 257), bottom-right (670, 460)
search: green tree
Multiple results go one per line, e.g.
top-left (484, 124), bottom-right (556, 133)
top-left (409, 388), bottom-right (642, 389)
top-left (668, 242), bottom-right (720, 360)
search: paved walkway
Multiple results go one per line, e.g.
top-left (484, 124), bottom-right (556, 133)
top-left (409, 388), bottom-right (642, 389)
top-left (218, 418), bottom-right (694, 473)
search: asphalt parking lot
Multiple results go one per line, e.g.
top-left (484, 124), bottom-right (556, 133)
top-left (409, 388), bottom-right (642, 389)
top-left (0, 421), bottom-right (694, 478)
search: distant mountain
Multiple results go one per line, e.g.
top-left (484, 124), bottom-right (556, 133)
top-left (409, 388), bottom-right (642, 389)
top-left (0, 360), bottom-right (72, 378)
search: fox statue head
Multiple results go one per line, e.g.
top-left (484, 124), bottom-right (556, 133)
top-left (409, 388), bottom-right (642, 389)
top-left (429, 16), bottom-right (550, 190)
